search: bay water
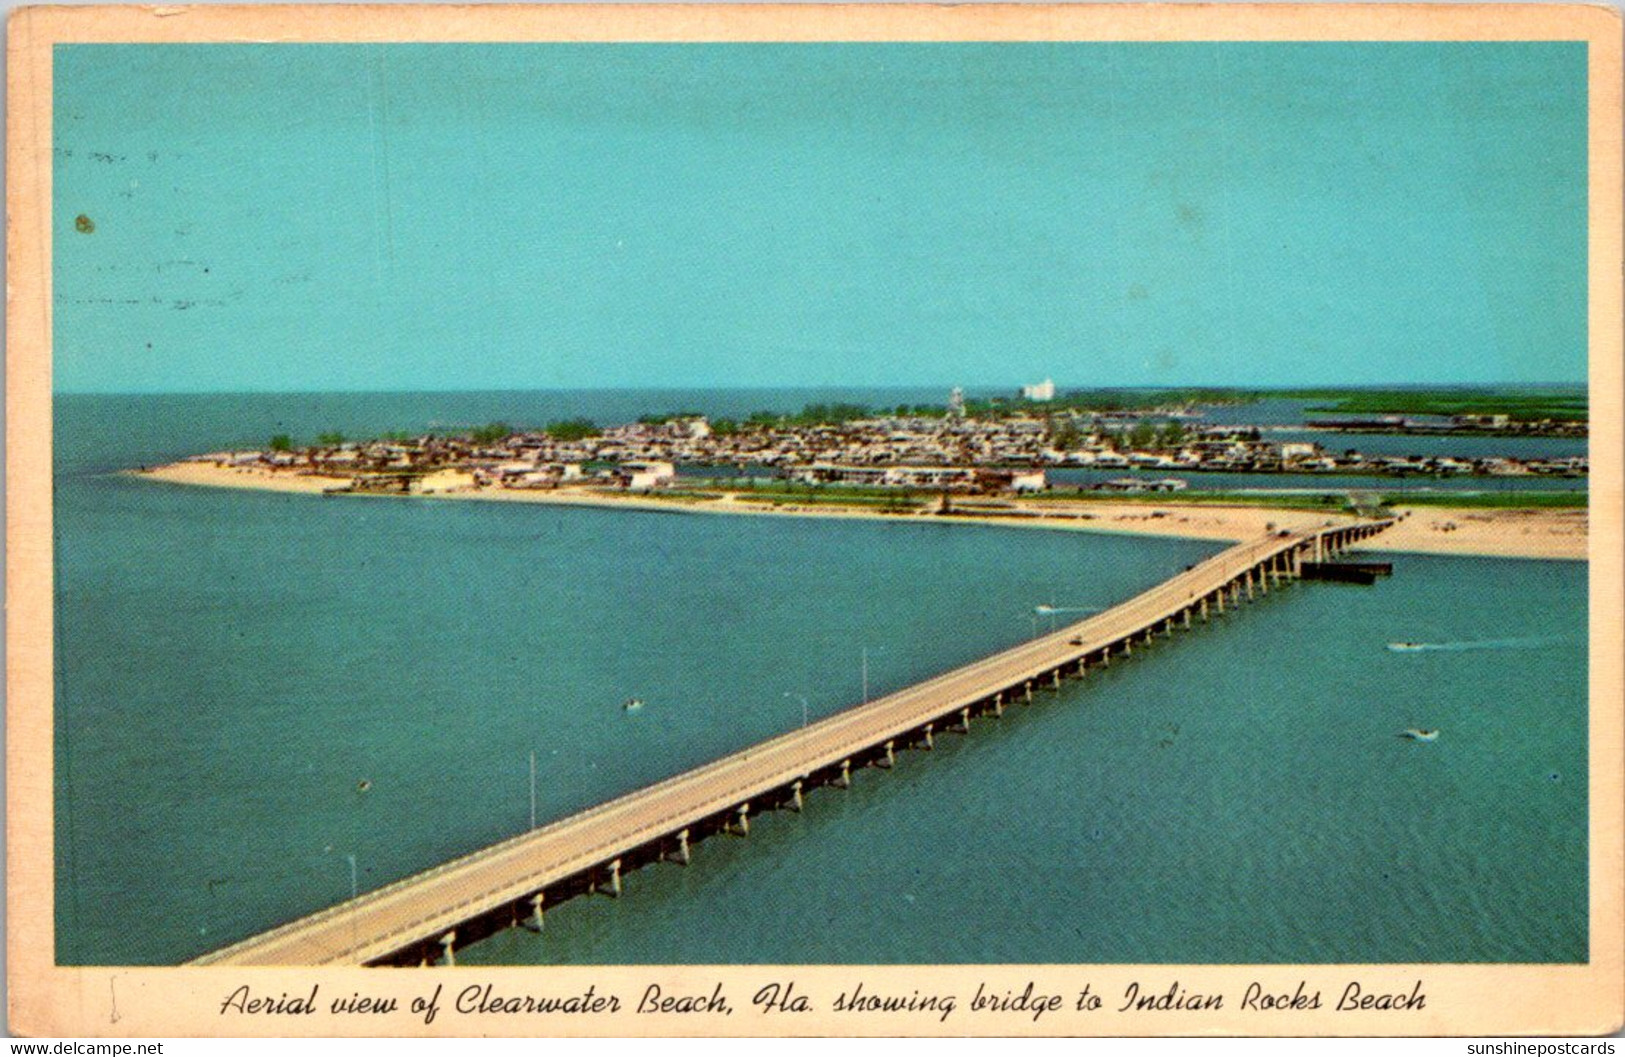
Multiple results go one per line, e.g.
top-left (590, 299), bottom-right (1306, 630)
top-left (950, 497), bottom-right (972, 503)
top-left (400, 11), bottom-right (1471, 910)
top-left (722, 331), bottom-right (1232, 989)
top-left (52, 392), bottom-right (1588, 965)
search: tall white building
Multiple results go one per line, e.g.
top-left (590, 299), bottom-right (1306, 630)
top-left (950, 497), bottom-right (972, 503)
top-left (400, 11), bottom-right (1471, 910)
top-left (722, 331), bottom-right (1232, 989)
top-left (1021, 378), bottom-right (1056, 402)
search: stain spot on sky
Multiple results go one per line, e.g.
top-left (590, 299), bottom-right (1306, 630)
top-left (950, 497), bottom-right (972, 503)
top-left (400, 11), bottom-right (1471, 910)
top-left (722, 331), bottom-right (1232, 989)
top-left (74, 214), bottom-right (95, 234)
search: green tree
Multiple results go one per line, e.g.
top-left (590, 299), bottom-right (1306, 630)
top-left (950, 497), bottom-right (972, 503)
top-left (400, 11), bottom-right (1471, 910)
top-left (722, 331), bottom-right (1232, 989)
top-left (468, 422), bottom-right (514, 445)
top-left (543, 418), bottom-right (598, 441)
top-left (1160, 420), bottom-right (1187, 448)
top-left (1051, 420), bottom-right (1083, 450)
top-left (317, 431), bottom-right (345, 446)
top-left (794, 402), bottom-right (870, 425)
top-left (711, 418), bottom-right (739, 437)
top-left (268, 434), bottom-right (293, 452)
top-left (1127, 422), bottom-right (1158, 450)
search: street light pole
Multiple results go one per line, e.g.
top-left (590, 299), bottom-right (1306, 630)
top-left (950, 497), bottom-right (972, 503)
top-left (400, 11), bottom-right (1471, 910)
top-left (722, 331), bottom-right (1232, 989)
top-left (783, 692), bottom-right (810, 728)
top-left (861, 646), bottom-right (886, 703)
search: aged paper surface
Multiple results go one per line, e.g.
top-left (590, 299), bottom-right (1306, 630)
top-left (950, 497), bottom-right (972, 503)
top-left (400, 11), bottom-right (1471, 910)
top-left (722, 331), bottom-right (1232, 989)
top-left (7, 2), bottom-right (1623, 1038)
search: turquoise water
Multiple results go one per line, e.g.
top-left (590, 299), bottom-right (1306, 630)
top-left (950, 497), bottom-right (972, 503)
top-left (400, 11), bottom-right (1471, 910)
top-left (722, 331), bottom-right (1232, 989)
top-left (459, 550), bottom-right (1588, 965)
top-left (53, 394), bottom-right (1587, 965)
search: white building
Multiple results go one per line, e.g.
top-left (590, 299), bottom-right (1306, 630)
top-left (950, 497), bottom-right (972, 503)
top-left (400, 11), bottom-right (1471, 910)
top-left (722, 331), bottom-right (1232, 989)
top-left (1021, 378), bottom-right (1056, 402)
top-left (412, 469), bottom-right (477, 495)
top-left (618, 461), bottom-right (676, 490)
top-left (1009, 470), bottom-right (1047, 493)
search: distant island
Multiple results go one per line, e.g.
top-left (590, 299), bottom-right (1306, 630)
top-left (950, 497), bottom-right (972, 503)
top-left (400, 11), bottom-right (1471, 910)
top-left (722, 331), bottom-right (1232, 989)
top-left (137, 386), bottom-right (1589, 562)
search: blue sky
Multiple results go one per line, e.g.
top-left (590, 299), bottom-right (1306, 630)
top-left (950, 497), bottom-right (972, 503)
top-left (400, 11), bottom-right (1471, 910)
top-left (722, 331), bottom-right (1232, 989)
top-left (53, 42), bottom-right (1587, 393)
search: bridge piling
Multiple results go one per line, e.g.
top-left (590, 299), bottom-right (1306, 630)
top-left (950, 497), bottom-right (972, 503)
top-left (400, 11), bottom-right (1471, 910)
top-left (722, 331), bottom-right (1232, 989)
top-left (189, 520), bottom-right (1398, 969)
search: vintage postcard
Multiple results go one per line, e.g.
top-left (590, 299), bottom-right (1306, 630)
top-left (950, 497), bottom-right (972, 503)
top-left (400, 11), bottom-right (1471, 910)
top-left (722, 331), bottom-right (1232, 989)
top-left (6, 2), bottom-right (1623, 1039)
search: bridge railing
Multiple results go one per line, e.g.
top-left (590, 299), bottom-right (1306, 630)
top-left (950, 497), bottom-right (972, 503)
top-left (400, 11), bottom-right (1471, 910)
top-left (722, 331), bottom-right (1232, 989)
top-left (192, 518), bottom-right (1393, 966)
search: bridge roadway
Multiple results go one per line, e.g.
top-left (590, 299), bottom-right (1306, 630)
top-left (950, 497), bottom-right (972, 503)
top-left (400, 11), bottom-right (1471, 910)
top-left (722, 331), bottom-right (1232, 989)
top-left (191, 518), bottom-right (1392, 966)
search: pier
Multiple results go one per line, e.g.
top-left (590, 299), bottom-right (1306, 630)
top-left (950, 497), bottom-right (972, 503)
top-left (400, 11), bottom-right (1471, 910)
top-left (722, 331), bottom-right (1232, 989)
top-left (189, 519), bottom-right (1393, 967)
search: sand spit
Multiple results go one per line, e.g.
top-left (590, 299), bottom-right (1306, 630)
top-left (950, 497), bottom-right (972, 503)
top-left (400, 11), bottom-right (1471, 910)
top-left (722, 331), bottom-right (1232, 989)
top-left (133, 461), bottom-right (1587, 561)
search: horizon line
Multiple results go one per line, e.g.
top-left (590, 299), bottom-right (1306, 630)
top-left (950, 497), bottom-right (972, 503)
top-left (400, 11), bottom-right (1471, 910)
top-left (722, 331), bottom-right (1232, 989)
top-left (52, 381), bottom-right (1591, 398)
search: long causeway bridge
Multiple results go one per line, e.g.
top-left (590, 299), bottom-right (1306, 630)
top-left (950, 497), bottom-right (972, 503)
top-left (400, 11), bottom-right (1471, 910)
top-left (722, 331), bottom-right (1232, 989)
top-left (191, 518), bottom-right (1394, 966)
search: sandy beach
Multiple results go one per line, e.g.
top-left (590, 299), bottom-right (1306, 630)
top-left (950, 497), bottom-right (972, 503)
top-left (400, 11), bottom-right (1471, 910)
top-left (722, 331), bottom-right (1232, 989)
top-left (140, 460), bottom-right (353, 494)
top-left (134, 460), bottom-right (1587, 561)
top-left (1360, 505), bottom-right (1589, 561)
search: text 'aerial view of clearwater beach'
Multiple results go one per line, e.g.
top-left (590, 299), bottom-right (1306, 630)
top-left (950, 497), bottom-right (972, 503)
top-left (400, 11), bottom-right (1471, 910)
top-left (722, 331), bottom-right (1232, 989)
top-left (47, 41), bottom-right (1592, 972)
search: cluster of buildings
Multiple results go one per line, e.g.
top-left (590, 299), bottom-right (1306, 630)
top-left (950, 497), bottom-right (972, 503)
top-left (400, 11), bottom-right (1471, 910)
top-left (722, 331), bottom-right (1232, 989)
top-left (202, 407), bottom-right (1586, 498)
top-left (1054, 432), bottom-right (1586, 478)
top-left (787, 463), bottom-right (1047, 493)
top-left (1310, 413), bottom-right (1588, 438)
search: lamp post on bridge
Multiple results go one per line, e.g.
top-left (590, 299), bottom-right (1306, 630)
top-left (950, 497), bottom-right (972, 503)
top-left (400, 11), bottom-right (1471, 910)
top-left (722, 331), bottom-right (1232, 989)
top-left (861, 645), bottom-right (887, 704)
top-left (783, 692), bottom-right (810, 729)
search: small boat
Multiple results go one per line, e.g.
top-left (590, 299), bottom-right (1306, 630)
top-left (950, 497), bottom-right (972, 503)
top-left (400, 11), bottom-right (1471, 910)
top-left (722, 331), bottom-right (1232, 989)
top-left (622, 698), bottom-right (644, 712)
top-left (356, 779), bottom-right (372, 792)
top-left (1399, 728), bottom-right (1439, 742)
top-left (1387, 642), bottom-right (1427, 652)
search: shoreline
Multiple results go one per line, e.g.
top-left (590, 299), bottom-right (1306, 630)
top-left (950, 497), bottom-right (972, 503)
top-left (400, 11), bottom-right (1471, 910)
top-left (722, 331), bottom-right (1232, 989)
top-left (132, 461), bottom-right (1588, 561)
